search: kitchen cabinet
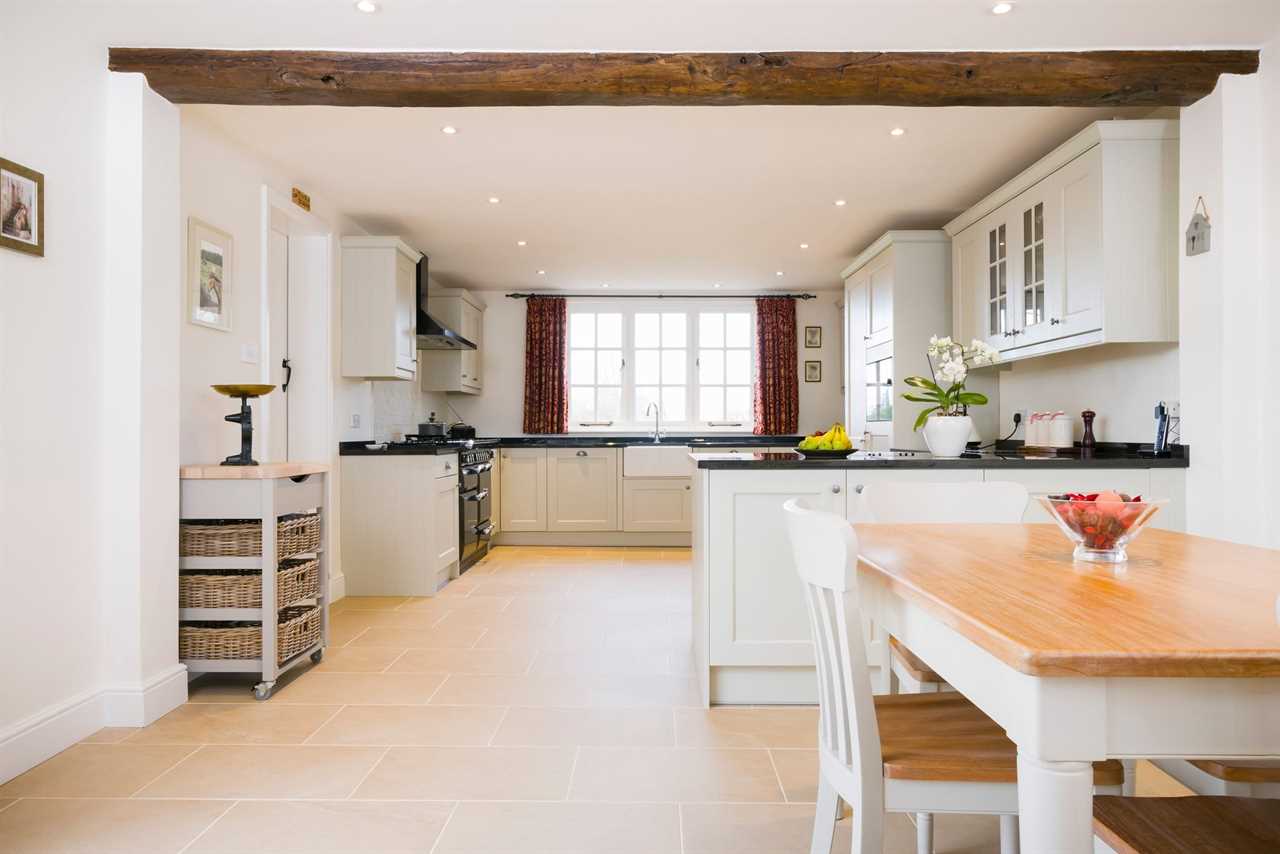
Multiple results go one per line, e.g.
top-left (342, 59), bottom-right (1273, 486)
top-left (989, 468), bottom-right (1184, 531)
top-left (341, 236), bottom-right (420, 381)
top-left (546, 447), bottom-right (619, 531)
top-left (499, 448), bottom-right (547, 532)
top-left (433, 468), bottom-right (459, 572)
top-left (339, 453), bottom-right (458, 595)
top-left (622, 477), bottom-right (692, 532)
top-left (420, 290), bottom-right (485, 394)
top-left (946, 120), bottom-right (1178, 363)
top-left (845, 468), bottom-right (983, 523)
top-left (866, 253), bottom-right (894, 348)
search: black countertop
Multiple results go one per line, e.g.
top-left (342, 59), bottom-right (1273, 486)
top-left (339, 440), bottom-right (481, 456)
top-left (339, 435), bottom-right (798, 456)
top-left (693, 444), bottom-right (1190, 470)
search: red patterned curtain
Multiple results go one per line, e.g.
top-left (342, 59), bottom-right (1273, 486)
top-left (753, 297), bottom-right (799, 435)
top-left (522, 297), bottom-right (570, 434)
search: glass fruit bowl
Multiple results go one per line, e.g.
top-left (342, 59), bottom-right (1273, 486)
top-left (1037, 492), bottom-right (1168, 563)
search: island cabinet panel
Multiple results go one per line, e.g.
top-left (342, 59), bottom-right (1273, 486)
top-left (989, 468), bottom-right (1152, 524)
top-left (499, 448), bottom-right (547, 532)
top-left (707, 470), bottom-right (846, 665)
top-left (845, 469), bottom-right (983, 523)
top-left (546, 447), bottom-right (619, 532)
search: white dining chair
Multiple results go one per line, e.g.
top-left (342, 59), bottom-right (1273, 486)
top-left (1149, 758), bottom-right (1280, 797)
top-left (782, 498), bottom-right (1122, 854)
top-left (861, 480), bottom-right (1030, 852)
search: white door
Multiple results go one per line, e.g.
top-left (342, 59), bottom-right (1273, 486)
top-left (707, 470), bottom-right (846, 668)
top-left (267, 222), bottom-right (290, 462)
top-left (1053, 146), bottom-right (1104, 338)
top-left (460, 302), bottom-right (483, 390)
top-left (394, 250), bottom-right (417, 376)
top-left (951, 223), bottom-right (988, 351)
top-left (622, 478), bottom-right (692, 532)
top-left (547, 448), bottom-right (619, 531)
top-left (433, 472), bottom-right (459, 574)
top-left (866, 253), bottom-right (894, 348)
top-left (499, 448), bottom-right (548, 532)
top-left (844, 276), bottom-right (869, 439)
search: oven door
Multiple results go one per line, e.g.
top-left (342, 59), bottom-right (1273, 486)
top-left (459, 485), bottom-right (492, 571)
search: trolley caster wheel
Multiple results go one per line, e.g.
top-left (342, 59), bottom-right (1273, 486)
top-left (310, 648), bottom-right (324, 664)
top-left (253, 682), bottom-right (275, 701)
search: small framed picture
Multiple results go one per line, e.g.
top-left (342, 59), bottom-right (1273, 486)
top-left (0, 157), bottom-right (44, 257)
top-left (804, 326), bottom-right (822, 348)
top-left (804, 360), bottom-right (822, 382)
top-left (188, 217), bottom-right (233, 332)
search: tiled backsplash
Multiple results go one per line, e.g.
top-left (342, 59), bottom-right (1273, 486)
top-left (371, 381), bottom-right (452, 442)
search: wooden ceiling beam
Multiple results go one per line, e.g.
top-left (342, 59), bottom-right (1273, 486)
top-left (108, 48), bottom-right (1258, 109)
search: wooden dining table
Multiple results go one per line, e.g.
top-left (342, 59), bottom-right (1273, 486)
top-left (853, 522), bottom-right (1280, 853)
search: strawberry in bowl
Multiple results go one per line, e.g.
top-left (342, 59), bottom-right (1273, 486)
top-left (1037, 492), bottom-right (1168, 563)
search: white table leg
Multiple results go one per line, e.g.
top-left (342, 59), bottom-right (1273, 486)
top-left (1016, 752), bottom-right (1094, 854)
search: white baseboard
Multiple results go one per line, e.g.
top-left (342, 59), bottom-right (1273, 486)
top-left (101, 663), bottom-right (188, 727)
top-left (494, 531), bottom-right (692, 548)
top-left (0, 688), bottom-right (104, 784)
top-left (329, 571), bottom-right (346, 603)
top-left (1, 664), bottom-right (188, 784)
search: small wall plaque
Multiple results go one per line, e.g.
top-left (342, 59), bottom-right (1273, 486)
top-left (291, 187), bottom-right (311, 212)
top-left (1186, 195), bottom-right (1211, 257)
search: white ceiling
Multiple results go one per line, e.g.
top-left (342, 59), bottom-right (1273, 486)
top-left (187, 103), bottom-right (1158, 292)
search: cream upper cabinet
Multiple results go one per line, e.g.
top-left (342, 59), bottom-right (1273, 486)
top-left (947, 120), bottom-right (1177, 363)
top-left (420, 290), bottom-right (485, 395)
top-left (499, 448), bottom-right (547, 532)
top-left (546, 448), bottom-right (619, 532)
top-left (341, 236), bottom-right (421, 381)
top-left (866, 256), bottom-right (894, 348)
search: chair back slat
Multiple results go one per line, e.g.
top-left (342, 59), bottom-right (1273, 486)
top-left (863, 480), bottom-right (1029, 523)
top-left (783, 498), bottom-right (885, 831)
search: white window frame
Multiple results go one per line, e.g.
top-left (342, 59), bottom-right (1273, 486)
top-left (567, 298), bottom-right (757, 432)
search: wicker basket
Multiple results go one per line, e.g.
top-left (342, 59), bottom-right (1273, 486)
top-left (179, 558), bottom-right (320, 610)
top-left (180, 513), bottom-right (320, 560)
top-left (179, 606), bottom-right (321, 664)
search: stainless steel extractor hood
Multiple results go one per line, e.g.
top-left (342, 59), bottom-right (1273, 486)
top-left (416, 257), bottom-right (477, 351)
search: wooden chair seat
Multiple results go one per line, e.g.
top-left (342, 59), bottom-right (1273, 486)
top-left (889, 636), bottom-right (946, 685)
top-left (876, 692), bottom-right (1124, 786)
top-left (1093, 795), bottom-right (1280, 853)
top-left (1189, 759), bottom-right (1280, 783)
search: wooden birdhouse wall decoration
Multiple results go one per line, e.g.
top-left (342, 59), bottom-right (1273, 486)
top-left (1186, 196), bottom-right (1211, 257)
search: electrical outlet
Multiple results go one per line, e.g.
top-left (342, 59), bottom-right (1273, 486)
top-left (1167, 400), bottom-right (1180, 420)
top-left (1012, 410), bottom-right (1027, 431)
top-left (350, 413), bottom-right (361, 429)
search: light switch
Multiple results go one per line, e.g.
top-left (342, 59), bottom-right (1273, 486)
top-left (240, 343), bottom-right (260, 365)
top-left (350, 413), bottom-right (361, 429)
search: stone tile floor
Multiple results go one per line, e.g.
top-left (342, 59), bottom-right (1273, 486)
top-left (0, 547), bottom-right (1190, 852)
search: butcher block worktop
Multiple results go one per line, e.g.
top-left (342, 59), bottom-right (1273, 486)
top-left (179, 462), bottom-right (331, 479)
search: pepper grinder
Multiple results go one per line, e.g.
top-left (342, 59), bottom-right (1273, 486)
top-left (1080, 410), bottom-right (1097, 455)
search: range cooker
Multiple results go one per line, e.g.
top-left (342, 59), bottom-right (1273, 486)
top-left (395, 435), bottom-right (496, 573)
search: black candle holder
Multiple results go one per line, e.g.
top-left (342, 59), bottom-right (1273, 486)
top-left (211, 384), bottom-right (276, 466)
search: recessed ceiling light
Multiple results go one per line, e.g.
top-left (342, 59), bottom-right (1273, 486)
top-left (601, 283), bottom-right (610, 288)
top-left (354, 0), bottom-right (379, 12)
top-left (488, 196), bottom-right (500, 204)
top-left (991, 2), bottom-right (1013, 13)
top-left (834, 199), bottom-right (847, 207)
top-left (441, 125), bottom-right (457, 135)
top-left (537, 270), bottom-right (546, 276)
top-left (889, 127), bottom-right (906, 137)
top-left (517, 240), bottom-right (527, 247)
top-left (799, 243), bottom-right (810, 250)
top-left (713, 283), bottom-right (722, 289)
top-left (776, 271), bottom-right (785, 277)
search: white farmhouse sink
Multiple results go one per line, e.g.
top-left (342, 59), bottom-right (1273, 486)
top-left (624, 444), bottom-right (694, 478)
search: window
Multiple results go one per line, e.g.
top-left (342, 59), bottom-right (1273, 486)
top-left (567, 301), bottom-right (755, 429)
top-left (1022, 202), bottom-right (1045, 328)
top-left (988, 223), bottom-right (1007, 337)
top-left (865, 356), bottom-right (893, 423)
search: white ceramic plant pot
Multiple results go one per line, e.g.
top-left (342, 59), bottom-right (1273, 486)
top-left (922, 414), bottom-right (973, 458)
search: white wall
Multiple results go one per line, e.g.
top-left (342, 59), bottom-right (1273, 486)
top-left (1177, 64), bottom-right (1278, 548)
top-left (442, 293), bottom-right (844, 436)
top-left (997, 343), bottom-right (1179, 443)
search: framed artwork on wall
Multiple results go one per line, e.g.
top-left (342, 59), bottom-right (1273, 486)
top-left (804, 326), bottom-right (822, 348)
top-left (804, 360), bottom-right (822, 382)
top-left (0, 157), bottom-right (44, 257)
top-left (188, 217), bottom-right (233, 331)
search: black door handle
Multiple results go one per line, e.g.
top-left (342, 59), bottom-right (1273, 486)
top-left (282, 358), bottom-right (292, 393)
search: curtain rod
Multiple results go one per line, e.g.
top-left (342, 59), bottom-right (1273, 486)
top-left (505, 292), bottom-right (817, 300)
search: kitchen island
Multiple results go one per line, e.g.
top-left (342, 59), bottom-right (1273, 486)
top-left (689, 446), bottom-right (1189, 706)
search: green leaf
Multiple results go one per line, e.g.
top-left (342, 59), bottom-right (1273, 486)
top-left (956, 391), bottom-right (989, 406)
top-left (902, 393), bottom-right (942, 404)
top-left (912, 405), bottom-right (941, 431)
top-left (903, 376), bottom-right (944, 394)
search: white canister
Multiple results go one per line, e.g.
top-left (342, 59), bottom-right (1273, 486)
top-left (1049, 412), bottom-right (1073, 447)
top-left (1027, 412), bottom-right (1047, 446)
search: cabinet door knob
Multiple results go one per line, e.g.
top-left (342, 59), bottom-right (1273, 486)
top-left (684, 485), bottom-right (691, 491)
top-left (1050, 317), bottom-right (1061, 326)
top-left (832, 484), bottom-right (842, 494)
top-left (854, 484), bottom-right (864, 494)
top-left (575, 450), bottom-right (588, 457)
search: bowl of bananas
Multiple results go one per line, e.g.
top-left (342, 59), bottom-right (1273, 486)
top-left (795, 424), bottom-right (855, 459)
